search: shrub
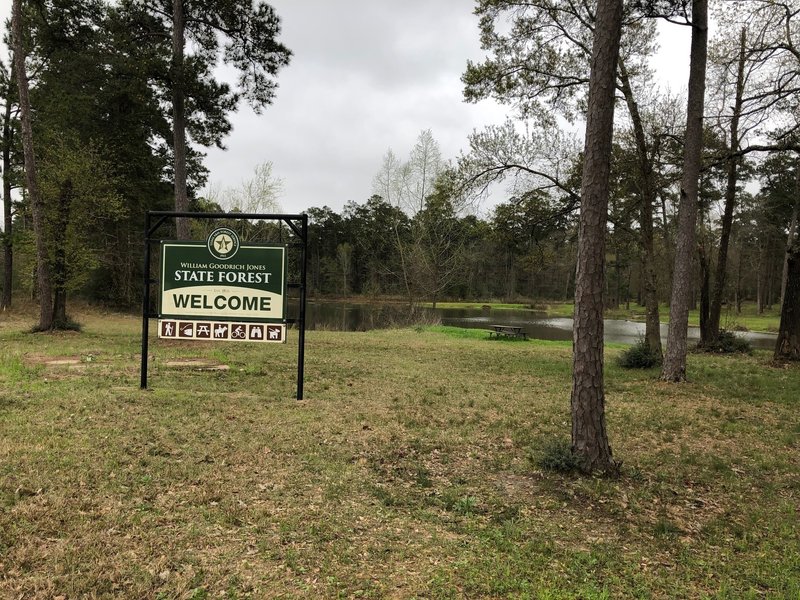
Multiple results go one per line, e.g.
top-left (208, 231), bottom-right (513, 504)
top-left (697, 330), bottom-right (752, 354)
top-left (617, 337), bottom-right (661, 369)
top-left (532, 438), bottom-right (580, 473)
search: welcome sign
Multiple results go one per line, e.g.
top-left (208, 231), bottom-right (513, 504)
top-left (159, 228), bottom-right (287, 331)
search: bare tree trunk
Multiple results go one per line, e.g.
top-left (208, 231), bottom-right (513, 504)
top-left (660, 193), bottom-right (674, 294)
top-left (767, 250), bottom-right (775, 309)
top-left (563, 264), bottom-right (572, 301)
top-left (172, 0), bottom-right (190, 239)
top-left (774, 239), bottom-right (800, 361)
top-left (11, 0), bottom-right (53, 330)
top-left (51, 180), bottom-right (73, 326)
top-left (661, 0), bottom-right (708, 382)
top-left (618, 59), bottom-right (662, 357)
top-left (2, 87), bottom-right (13, 310)
top-left (571, 0), bottom-right (622, 475)
top-left (698, 238), bottom-right (711, 343)
top-left (757, 244), bottom-right (765, 313)
top-left (780, 160), bottom-right (799, 309)
top-left (626, 265), bottom-right (632, 310)
top-left (709, 27), bottom-right (746, 342)
top-left (616, 258), bottom-right (622, 308)
top-left (394, 222), bottom-right (414, 306)
top-left (735, 235), bottom-right (743, 313)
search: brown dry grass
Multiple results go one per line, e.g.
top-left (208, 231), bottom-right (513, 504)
top-left (0, 308), bottom-right (797, 598)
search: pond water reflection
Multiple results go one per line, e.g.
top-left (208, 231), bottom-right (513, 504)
top-left (295, 301), bottom-right (777, 350)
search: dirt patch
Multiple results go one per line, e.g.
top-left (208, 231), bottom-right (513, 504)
top-left (163, 359), bottom-right (230, 371)
top-left (25, 354), bottom-right (83, 367)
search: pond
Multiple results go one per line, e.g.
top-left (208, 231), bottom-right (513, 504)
top-left (293, 301), bottom-right (778, 350)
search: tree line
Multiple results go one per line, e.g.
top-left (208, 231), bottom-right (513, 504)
top-left (1, 0), bottom-right (290, 328)
top-left (304, 130), bottom-right (792, 321)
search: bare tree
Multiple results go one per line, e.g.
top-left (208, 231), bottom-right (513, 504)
top-left (373, 131), bottom-right (446, 306)
top-left (405, 129), bottom-right (443, 214)
top-left (705, 27), bottom-right (749, 344)
top-left (374, 148), bottom-right (414, 304)
top-left (336, 242), bottom-right (352, 298)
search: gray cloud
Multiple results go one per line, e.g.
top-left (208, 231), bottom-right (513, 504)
top-left (204, 0), bottom-right (509, 213)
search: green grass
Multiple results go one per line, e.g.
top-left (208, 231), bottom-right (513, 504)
top-left (0, 306), bottom-right (798, 598)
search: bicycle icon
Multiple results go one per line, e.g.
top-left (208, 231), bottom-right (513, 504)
top-left (231, 325), bottom-right (247, 339)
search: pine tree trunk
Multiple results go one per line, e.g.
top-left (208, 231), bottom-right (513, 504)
top-left (571, 0), bottom-right (622, 475)
top-left (2, 90), bottom-right (12, 310)
top-left (172, 0), bottom-right (190, 239)
top-left (774, 240), bottom-right (800, 361)
top-left (11, 0), bottom-right (53, 330)
top-left (661, 0), bottom-right (708, 381)
top-left (709, 28), bottom-right (746, 342)
top-left (780, 162), bottom-right (799, 309)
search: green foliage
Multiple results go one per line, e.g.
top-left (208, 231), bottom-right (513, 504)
top-left (453, 495), bottom-right (480, 516)
top-left (38, 133), bottom-right (125, 290)
top-left (697, 330), bottom-right (753, 354)
top-left (532, 438), bottom-right (580, 473)
top-left (618, 337), bottom-right (662, 368)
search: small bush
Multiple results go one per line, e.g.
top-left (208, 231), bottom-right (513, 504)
top-left (697, 330), bottom-right (752, 354)
top-left (533, 438), bottom-right (580, 473)
top-left (617, 338), bottom-right (661, 369)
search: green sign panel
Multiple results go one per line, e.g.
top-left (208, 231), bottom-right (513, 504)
top-left (159, 229), bottom-right (287, 323)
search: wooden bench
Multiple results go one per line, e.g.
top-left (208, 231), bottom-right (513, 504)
top-left (488, 324), bottom-right (527, 340)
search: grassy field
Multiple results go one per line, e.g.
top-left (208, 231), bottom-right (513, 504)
top-left (0, 308), bottom-right (798, 598)
top-left (428, 301), bottom-right (782, 334)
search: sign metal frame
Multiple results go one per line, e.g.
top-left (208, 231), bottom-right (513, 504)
top-left (140, 211), bottom-right (308, 399)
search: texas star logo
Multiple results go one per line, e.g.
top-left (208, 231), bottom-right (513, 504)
top-left (207, 227), bottom-right (240, 260)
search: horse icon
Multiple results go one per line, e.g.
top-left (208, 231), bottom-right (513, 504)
top-left (214, 324), bottom-right (228, 338)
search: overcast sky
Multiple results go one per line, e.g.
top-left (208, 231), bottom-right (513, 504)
top-left (0, 1), bottom-right (693, 218)
top-left (205, 0), bottom-right (511, 214)
top-left (207, 1), bottom-right (691, 215)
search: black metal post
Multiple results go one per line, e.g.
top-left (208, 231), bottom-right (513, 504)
top-left (296, 214), bottom-right (308, 400)
top-left (140, 212), bottom-right (152, 389)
